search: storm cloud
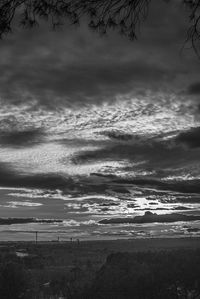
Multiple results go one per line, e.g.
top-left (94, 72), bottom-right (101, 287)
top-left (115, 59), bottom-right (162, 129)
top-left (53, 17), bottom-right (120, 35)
top-left (71, 133), bottom-right (199, 168)
top-left (187, 82), bottom-right (200, 95)
top-left (1, 59), bottom-right (173, 106)
top-left (0, 128), bottom-right (44, 148)
top-left (0, 1), bottom-right (198, 108)
top-left (0, 162), bottom-right (71, 190)
top-left (176, 127), bottom-right (200, 148)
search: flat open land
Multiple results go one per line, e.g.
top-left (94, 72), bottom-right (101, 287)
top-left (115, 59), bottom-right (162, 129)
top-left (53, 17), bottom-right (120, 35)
top-left (1, 237), bottom-right (200, 270)
top-left (2, 236), bottom-right (200, 252)
top-left (1, 238), bottom-right (200, 299)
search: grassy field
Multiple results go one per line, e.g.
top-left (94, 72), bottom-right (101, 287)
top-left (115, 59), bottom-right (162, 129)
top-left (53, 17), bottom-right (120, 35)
top-left (0, 237), bottom-right (200, 298)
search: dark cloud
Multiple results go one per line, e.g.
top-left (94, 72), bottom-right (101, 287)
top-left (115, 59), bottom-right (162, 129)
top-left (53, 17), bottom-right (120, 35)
top-left (0, 128), bottom-right (44, 148)
top-left (115, 177), bottom-right (200, 194)
top-left (0, 57), bottom-right (173, 106)
top-left (0, 162), bottom-right (72, 190)
top-left (176, 127), bottom-right (200, 148)
top-left (99, 211), bottom-right (200, 224)
top-left (71, 136), bottom-right (198, 168)
top-left (187, 82), bottom-right (200, 95)
top-left (69, 131), bottom-right (200, 184)
top-left (0, 162), bottom-right (118, 196)
top-left (98, 130), bottom-right (134, 141)
top-left (0, 1), bottom-right (198, 108)
top-left (93, 173), bottom-right (200, 194)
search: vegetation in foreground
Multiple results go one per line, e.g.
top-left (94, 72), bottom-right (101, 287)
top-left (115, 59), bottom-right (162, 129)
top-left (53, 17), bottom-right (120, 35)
top-left (0, 241), bottom-right (200, 299)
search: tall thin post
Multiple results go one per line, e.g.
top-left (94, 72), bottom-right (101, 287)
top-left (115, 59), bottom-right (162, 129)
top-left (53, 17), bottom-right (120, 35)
top-left (35, 231), bottom-right (38, 244)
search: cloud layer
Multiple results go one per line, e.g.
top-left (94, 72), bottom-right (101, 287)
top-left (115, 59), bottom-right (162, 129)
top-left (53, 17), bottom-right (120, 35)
top-left (0, 128), bottom-right (44, 148)
top-left (0, 1), bottom-right (199, 108)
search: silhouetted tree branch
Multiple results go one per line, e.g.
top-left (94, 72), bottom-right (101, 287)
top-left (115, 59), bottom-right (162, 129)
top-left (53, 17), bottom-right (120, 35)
top-left (0, 0), bottom-right (200, 56)
top-left (0, 0), bottom-right (151, 40)
top-left (184, 0), bottom-right (200, 57)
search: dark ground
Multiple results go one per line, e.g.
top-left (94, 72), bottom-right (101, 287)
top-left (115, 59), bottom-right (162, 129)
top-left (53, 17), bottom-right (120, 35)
top-left (0, 237), bottom-right (200, 299)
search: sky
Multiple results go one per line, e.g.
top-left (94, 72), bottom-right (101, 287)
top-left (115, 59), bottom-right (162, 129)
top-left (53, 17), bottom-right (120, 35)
top-left (0, 0), bottom-right (200, 240)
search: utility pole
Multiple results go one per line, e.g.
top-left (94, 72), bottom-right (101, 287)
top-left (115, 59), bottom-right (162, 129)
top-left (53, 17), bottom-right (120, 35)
top-left (35, 231), bottom-right (38, 244)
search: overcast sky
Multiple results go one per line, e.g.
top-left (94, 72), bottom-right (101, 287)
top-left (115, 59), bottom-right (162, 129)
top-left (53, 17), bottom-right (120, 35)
top-left (0, 0), bottom-right (199, 108)
top-left (0, 0), bottom-right (199, 193)
top-left (0, 0), bottom-right (200, 240)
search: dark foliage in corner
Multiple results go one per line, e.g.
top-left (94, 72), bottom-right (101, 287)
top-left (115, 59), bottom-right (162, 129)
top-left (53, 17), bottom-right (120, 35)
top-left (0, 1), bottom-right (199, 56)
